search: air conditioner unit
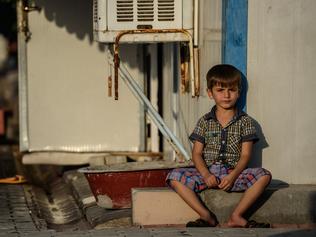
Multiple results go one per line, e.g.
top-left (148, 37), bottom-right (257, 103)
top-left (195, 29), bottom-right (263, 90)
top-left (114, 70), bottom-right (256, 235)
top-left (93, 0), bottom-right (194, 43)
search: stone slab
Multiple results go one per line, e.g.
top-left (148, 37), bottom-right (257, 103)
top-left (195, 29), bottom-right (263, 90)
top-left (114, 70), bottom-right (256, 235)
top-left (200, 184), bottom-right (316, 224)
top-left (132, 188), bottom-right (199, 226)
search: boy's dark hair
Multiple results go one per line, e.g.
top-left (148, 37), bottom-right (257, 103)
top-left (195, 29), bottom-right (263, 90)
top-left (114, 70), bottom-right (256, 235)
top-left (206, 64), bottom-right (241, 90)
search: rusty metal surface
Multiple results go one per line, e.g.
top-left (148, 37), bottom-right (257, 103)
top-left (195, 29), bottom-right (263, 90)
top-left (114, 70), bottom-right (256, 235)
top-left (112, 29), bottom-right (196, 100)
top-left (85, 169), bottom-right (171, 209)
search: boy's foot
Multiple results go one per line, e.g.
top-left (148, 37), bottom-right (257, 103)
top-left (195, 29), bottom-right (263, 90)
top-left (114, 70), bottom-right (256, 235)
top-left (227, 214), bottom-right (248, 227)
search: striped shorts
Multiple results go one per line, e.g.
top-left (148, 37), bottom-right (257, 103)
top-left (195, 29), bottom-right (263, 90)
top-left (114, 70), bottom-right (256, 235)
top-left (166, 164), bottom-right (271, 192)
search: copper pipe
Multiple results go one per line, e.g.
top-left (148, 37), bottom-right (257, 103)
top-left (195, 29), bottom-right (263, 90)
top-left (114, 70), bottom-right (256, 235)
top-left (108, 75), bottom-right (112, 97)
top-left (180, 62), bottom-right (186, 93)
top-left (193, 47), bottom-right (200, 97)
top-left (180, 43), bottom-right (190, 93)
top-left (113, 47), bottom-right (120, 100)
top-left (113, 29), bottom-right (194, 100)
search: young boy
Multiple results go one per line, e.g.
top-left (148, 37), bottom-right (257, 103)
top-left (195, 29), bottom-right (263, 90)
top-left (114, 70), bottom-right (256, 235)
top-left (166, 64), bottom-right (271, 228)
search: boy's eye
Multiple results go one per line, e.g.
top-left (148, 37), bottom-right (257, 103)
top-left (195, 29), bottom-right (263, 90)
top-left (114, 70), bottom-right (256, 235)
top-left (229, 88), bottom-right (238, 92)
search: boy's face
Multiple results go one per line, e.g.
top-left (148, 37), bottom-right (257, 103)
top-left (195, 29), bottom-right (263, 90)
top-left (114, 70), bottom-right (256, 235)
top-left (207, 84), bottom-right (239, 110)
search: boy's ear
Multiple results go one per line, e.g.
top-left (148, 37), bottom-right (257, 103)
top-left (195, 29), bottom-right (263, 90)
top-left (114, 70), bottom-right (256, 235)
top-left (207, 89), bottom-right (213, 99)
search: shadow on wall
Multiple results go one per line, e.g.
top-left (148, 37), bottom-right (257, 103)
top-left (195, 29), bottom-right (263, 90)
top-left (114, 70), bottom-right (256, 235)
top-left (235, 72), bottom-right (269, 168)
top-left (236, 72), bottom-right (248, 110)
top-left (249, 119), bottom-right (269, 168)
top-left (35, 0), bottom-right (105, 51)
top-left (34, 0), bottom-right (149, 71)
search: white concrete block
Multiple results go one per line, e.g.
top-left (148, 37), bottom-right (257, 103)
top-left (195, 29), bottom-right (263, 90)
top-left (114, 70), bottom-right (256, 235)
top-left (132, 188), bottom-right (199, 226)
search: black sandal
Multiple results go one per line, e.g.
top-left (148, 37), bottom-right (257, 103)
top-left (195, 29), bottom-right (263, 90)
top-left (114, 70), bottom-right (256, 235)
top-left (186, 218), bottom-right (217, 227)
top-left (246, 220), bottom-right (271, 228)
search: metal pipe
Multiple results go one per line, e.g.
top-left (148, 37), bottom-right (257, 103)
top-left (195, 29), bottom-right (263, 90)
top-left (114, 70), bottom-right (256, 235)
top-left (193, 0), bottom-right (199, 47)
top-left (115, 57), bottom-right (190, 161)
top-left (194, 47), bottom-right (200, 97)
top-left (108, 76), bottom-right (112, 97)
top-left (187, 34), bottom-right (195, 97)
top-left (113, 29), bottom-right (196, 99)
top-left (17, 0), bottom-right (30, 150)
top-left (193, 0), bottom-right (200, 97)
top-left (107, 50), bottom-right (112, 97)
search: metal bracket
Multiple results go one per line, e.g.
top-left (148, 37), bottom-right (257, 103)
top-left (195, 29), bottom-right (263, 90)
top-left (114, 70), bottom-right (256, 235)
top-left (17, 0), bottom-right (41, 42)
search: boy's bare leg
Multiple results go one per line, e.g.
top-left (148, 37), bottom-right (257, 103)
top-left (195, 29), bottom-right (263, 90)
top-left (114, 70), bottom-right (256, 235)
top-left (227, 175), bottom-right (271, 227)
top-left (170, 180), bottom-right (217, 226)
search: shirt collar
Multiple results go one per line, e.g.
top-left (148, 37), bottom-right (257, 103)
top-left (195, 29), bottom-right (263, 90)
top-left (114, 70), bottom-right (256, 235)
top-left (204, 105), bottom-right (246, 122)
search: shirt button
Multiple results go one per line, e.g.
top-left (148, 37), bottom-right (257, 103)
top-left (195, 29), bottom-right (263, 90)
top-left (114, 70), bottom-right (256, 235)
top-left (219, 153), bottom-right (223, 157)
top-left (222, 140), bottom-right (225, 144)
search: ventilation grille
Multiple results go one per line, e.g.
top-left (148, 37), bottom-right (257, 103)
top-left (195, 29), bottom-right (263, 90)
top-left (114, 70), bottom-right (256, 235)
top-left (106, 0), bottom-right (182, 31)
top-left (93, 0), bottom-right (98, 23)
top-left (137, 0), bottom-right (154, 22)
top-left (116, 0), bottom-right (175, 23)
top-left (117, 0), bottom-right (134, 22)
top-left (158, 0), bottom-right (174, 21)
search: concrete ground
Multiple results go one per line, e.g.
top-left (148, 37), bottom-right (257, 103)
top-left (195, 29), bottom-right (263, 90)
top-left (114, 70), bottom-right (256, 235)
top-left (0, 183), bottom-right (316, 237)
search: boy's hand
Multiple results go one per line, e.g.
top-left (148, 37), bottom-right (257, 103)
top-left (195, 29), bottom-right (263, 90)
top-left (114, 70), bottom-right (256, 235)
top-left (203, 174), bottom-right (219, 188)
top-left (218, 174), bottom-right (236, 191)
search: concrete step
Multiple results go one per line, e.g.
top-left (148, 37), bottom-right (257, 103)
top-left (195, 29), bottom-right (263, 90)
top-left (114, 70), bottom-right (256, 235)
top-left (132, 184), bottom-right (316, 226)
top-left (201, 183), bottom-right (316, 224)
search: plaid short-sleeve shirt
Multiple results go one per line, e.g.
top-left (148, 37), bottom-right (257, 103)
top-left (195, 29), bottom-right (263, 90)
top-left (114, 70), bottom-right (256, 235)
top-left (189, 106), bottom-right (259, 168)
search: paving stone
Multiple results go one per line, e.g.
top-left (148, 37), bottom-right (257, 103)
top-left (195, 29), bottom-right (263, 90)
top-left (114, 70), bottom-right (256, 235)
top-left (85, 205), bottom-right (131, 226)
top-left (0, 213), bottom-right (13, 218)
top-left (0, 227), bottom-right (15, 231)
top-left (19, 231), bottom-right (55, 237)
top-left (0, 234), bottom-right (19, 237)
top-left (15, 218), bottom-right (34, 223)
top-left (0, 224), bottom-right (14, 229)
top-left (86, 229), bottom-right (118, 237)
top-left (115, 229), bottom-right (151, 237)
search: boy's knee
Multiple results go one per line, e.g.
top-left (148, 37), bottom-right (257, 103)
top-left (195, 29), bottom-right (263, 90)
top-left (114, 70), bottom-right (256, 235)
top-left (168, 180), bottom-right (178, 188)
top-left (260, 168), bottom-right (272, 181)
top-left (264, 169), bottom-right (272, 180)
top-left (260, 173), bottom-right (272, 186)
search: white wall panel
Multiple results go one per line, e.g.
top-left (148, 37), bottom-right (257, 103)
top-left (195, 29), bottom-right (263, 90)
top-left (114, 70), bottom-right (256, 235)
top-left (24, 0), bottom-right (143, 152)
top-left (248, 0), bottom-right (316, 183)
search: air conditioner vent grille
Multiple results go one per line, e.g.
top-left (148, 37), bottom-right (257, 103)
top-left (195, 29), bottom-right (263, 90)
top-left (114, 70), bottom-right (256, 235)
top-left (137, 0), bottom-right (154, 21)
top-left (106, 0), bottom-right (182, 31)
top-left (93, 0), bottom-right (98, 23)
top-left (158, 0), bottom-right (174, 21)
top-left (117, 0), bottom-right (134, 22)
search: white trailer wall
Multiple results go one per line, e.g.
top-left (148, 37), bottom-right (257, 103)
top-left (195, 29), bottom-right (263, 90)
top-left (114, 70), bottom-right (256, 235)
top-left (20, 0), bottom-right (145, 153)
top-left (248, 0), bottom-right (316, 183)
